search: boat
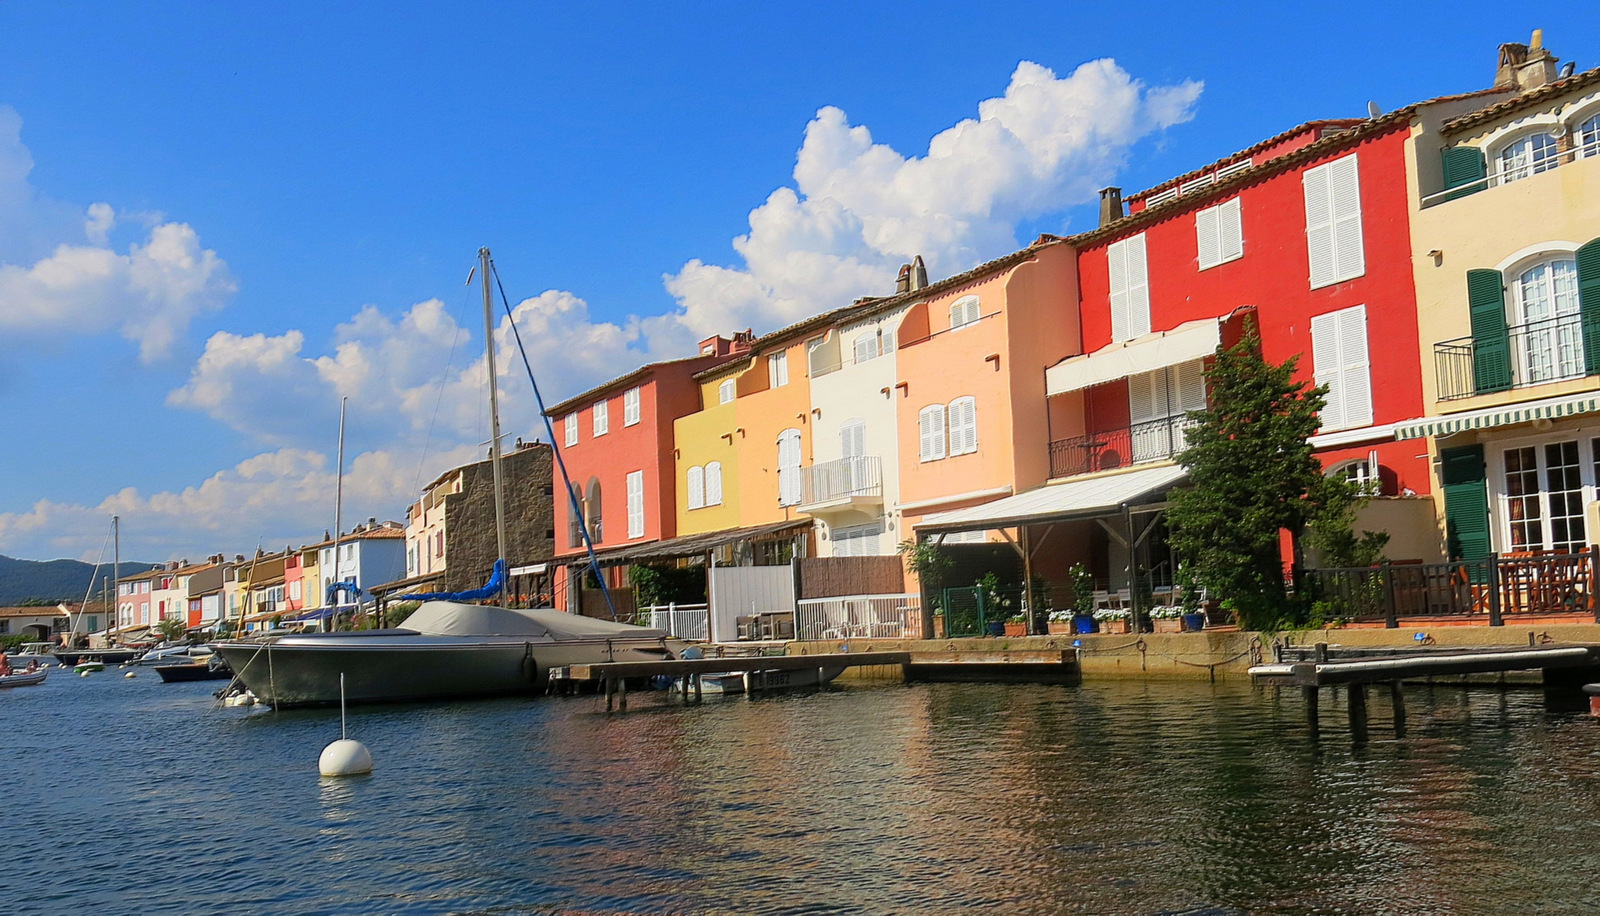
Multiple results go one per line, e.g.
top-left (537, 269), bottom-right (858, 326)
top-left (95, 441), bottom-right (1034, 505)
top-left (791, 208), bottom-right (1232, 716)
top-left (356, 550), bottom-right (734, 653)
top-left (154, 655), bottom-right (233, 683)
top-left (51, 647), bottom-right (141, 667)
top-left (0, 668), bottom-right (49, 688)
top-left (692, 666), bottom-right (845, 695)
top-left (13, 642), bottom-right (58, 666)
top-left (134, 644), bottom-right (215, 666)
top-left (212, 601), bottom-right (682, 708)
top-left (73, 661), bottom-right (105, 674)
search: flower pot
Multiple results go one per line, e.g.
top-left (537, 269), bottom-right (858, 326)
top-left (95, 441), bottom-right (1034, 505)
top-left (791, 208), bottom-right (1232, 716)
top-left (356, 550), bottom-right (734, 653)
top-left (986, 620), bottom-right (1006, 637)
top-left (1072, 614), bottom-right (1097, 635)
top-left (1003, 621), bottom-right (1027, 637)
top-left (1181, 612), bottom-right (1206, 632)
top-left (1047, 621), bottom-right (1075, 635)
top-left (1152, 617), bottom-right (1182, 633)
top-left (1098, 619), bottom-right (1130, 635)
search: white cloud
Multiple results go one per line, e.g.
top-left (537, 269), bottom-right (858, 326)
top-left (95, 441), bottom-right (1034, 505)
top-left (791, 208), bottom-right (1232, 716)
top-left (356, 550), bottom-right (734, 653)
top-left (0, 106), bottom-right (234, 362)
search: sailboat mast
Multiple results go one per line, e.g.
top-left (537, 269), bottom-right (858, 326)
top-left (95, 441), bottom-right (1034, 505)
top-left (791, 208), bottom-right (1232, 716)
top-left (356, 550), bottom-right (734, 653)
top-left (111, 515), bottom-right (119, 644)
top-left (332, 396), bottom-right (347, 630)
top-left (480, 247), bottom-right (509, 608)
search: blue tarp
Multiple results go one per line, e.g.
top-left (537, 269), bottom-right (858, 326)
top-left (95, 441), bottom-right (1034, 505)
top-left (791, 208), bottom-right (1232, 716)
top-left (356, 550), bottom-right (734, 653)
top-left (392, 559), bottom-right (505, 602)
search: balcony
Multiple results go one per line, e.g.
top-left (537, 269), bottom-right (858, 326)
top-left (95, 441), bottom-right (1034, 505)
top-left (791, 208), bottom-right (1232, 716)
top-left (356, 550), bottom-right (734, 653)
top-left (1049, 415), bottom-right (1197, 479)
top-left (798, 456), bottom-right (883, 512)
top-left (1435, 314), bottom-right (1595, 401)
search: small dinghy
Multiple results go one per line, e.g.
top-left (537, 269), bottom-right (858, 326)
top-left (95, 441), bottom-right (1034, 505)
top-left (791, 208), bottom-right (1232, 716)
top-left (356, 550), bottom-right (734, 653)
top-left (74, 661), bottom-right (105, 674)
top-left (0, 668), bottom-right (49, 688)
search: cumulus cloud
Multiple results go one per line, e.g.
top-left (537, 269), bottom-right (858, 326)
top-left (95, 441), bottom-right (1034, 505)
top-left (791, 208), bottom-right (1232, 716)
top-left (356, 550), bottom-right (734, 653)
top-left (0, 106), bottom-right (234, 361)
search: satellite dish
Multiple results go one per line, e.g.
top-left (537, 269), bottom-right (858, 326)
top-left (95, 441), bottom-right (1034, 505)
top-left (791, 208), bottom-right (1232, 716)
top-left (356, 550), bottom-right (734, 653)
top-left (1367, 101), bottom-right (1383, 118)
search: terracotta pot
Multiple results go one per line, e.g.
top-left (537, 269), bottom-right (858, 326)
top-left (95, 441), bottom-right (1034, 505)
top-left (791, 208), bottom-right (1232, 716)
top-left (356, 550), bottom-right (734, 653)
top-left (1003, 621), bottom-right (1027, 637)
top-left (1098, 619), bottom-right (1131, 635)
top-left (1047, 621), bottom-right (1075, 635)
top-left (1152, 617), bottom-right (1182, 633)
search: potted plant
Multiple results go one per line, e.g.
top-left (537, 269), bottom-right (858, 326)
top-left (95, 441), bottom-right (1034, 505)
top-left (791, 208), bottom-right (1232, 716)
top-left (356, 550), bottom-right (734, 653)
top-left (1093, 606), bottom-right (1131, 634)
top-left (1046, 608), bottom-right (1076, 635)
top-left (976, 572), bottom-right (1010, 636)
top-left (1148, 605), bottom-right (1184, 633)
top-left (1176, 562), bottom-right (1206, 632)
top-left (1066, 564), bottom-right (1097, 634)
top-left (1003, 613), bottom-right (1029, 637)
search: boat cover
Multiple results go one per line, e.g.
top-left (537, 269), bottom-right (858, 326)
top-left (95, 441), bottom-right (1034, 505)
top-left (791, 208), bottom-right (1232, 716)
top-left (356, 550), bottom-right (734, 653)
top-left (402, 601), bottom-right (669, 640)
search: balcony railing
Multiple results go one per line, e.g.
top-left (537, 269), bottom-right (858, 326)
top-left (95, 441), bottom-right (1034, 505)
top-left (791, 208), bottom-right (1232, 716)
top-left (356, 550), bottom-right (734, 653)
top-left (1049, 415), bottom-right (1198, 479)
top-left (799, 456), bottom-right (882, 508)
top-left (1421, 138), bottom-right (1600, 207)
top-left (1435, 313), bottom-right (1594, 401)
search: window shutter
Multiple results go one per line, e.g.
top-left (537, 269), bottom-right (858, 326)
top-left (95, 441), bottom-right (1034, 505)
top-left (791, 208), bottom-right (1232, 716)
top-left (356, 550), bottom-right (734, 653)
top-left (1128, 371), bottom-right (1162, 424)
top-left (1195, 206), bottom-right (1220, 269)
top-left (687, 466), bottom-right (704, 509)
top-left (948, 397), bottom-right (976, 455)
top-left (919, 406), bottom-right (946, 461)
top-left (841, 420), bottom-right (865, 459)
top-left (1310, 311), bottom-right (1344, 431)
top-left (1108, 242), bottom-right (1130, 341)
top-left (1303, 164), bottom-right (1335, 288)
top-left (1467, 268), bottom-right (1512, 393)
top-left (1219, 198), bottom-right (1243, 263)
top-left (1174, 360), bottom-right (1207, 413)
top-left (1576, 239), bottom-right (1600, 374)
top-left (1338, 306), bottom-right (1373, 428)
top-left (1329, 156), bottom-right (1365, 283)
top-left (706, 462), bottom-right (723, 506)
top-left (1441, 146), bottom-right (1487, 201)
top-left (1125, 235), bottom-right (1150, 338)
top-left (627, 471), bottom-right (645, 538)
top-left (1439, 445), bottom-right (1490, 562)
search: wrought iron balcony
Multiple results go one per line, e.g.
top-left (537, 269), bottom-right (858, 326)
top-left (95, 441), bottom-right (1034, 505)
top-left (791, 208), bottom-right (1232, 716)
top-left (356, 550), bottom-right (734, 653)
top-left (798, 456), bottom-right (883, 510)
top-left (1435, 314), bottom-right (1594, 401)
top-left (1048, 415), bottom-right (1198, 479)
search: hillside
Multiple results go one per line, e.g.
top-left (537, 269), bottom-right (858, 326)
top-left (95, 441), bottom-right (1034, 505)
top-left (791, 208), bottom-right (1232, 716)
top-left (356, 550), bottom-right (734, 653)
top-left (0, 555), bottom-right (160, 606)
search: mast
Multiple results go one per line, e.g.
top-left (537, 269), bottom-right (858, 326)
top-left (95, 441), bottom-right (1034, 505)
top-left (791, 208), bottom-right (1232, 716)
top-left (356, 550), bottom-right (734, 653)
top-left (332, 396), bottom-right (347, 630)
top-left (111, 516), bottom-right (119, 644)
top-left (480, 247), bottom-right (509, 607)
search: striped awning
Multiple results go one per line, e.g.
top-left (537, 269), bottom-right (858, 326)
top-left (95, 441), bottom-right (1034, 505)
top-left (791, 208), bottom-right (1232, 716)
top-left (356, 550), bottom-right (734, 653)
top-left (1395, 392), bottom-right (1600, 440)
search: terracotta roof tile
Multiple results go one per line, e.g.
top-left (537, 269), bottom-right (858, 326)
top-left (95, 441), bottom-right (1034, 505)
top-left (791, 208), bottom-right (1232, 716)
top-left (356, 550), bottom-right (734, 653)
top-left (1443, 67), bottom-right (1600, 134)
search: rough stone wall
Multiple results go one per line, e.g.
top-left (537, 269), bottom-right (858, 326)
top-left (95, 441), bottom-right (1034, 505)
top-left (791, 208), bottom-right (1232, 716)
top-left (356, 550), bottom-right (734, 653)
top-left (442, 444), bottom-right (555, 593)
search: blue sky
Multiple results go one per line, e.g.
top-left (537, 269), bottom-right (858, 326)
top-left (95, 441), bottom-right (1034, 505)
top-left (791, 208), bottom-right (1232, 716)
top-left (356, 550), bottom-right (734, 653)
top-left (1, 2), bottom-right (1596, 562)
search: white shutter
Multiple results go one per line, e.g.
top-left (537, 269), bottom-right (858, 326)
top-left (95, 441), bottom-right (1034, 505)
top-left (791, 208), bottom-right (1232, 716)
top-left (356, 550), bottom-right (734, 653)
top-left (841, 420), bottom-right (866, 458)
top-left (592, 401), bottom-right (608, 436)
top-left (1219, 198), bottom-right (1243, 263)
top-left (623, 387), bottom-right (641, 426)
top-left (1328, 155), bottom-right (1365, 283)
top-left (1107, 242), bottom-right (1130, 341)
top-left (1128, 371), bottom-right (1162, 424)
top-left (918, 406), bottom-right (946, 462)
top-left (777, 430), bottom-right (802, 506)
top-left (1338, 305), bottom-right (1372, 428)
top-left (1310, 311), bottom-right (1344, 431)
top-left (1174, 360), bottom-right (1207, 412)
top-left (1303, 164), bottom-right (1335, 288)
top-left (1195, 206), bottom-right (1221, 269)
top-left (1125, 235), bottom-right (1150, 338)
top-left (564, 413), bottom-right (578, 447)
top-left (687, 466), bottom-right (705, 509)
top-left (626, 470), bottom-right (645, 538)
top-left (948, 397), bottom-right (977, 455)
top-left (854, 335), bottom-right (874, 364)
top-left (768, 352), bottom-right (787, 388)
top-left (705, 462), bottom-right (723, 506)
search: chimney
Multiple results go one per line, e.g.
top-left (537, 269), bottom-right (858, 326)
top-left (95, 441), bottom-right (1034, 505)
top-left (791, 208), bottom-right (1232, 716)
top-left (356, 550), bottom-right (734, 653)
top-left (1497, 31), bottom-right (1559, 92)
top-left (910, 255), bottom-right (928, 290)
top-left (1099, 187), bottom-right (1124, 225)
top-left (895, 264), bottom-right (912, 293)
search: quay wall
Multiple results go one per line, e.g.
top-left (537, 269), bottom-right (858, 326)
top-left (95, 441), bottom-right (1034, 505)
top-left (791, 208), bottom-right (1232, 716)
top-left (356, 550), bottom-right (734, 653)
top-left (786, 622), bottom-right (1600, 682)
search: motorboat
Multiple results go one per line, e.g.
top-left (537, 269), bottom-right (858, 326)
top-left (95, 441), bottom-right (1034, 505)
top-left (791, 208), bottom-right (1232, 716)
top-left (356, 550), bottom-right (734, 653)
top-left (13, 642), bottom-right (58, 666)
top-left (0, 667), bottom-right (48, 688)
top-left (134, 643), bottom-right (215, 666)
top-left (52, 647), bottom-right (140, 667)
top-left (690, 666), bottom-right (845, 695)
top-left (154, 655), bottom-right (233, 683)
top-left (212, 601), bottom-right (684, 708)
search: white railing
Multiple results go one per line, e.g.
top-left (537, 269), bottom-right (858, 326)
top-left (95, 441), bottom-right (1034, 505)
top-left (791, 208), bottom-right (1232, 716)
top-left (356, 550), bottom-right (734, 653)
top-left (799, 456), bottom-right (882, 507)
top-left (1422, 139), bottom-right (1600, 206)
top-left (795, 593), bottom-right (922, 641)
top-left (643, 603), bottom-right (709, 642)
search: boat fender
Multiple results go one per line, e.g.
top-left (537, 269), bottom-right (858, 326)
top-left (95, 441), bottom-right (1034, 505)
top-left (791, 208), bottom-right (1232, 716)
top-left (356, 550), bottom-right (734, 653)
top-left (521, 644), bottom-right (541, 685)
top-left (124, 672), bottom-right (136, 678)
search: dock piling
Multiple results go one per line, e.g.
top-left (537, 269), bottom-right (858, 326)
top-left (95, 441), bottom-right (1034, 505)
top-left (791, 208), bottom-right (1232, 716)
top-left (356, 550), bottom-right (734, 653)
top-left (1348, 683), bottom-right (1368, 738)
top-left (1304, 686), bottom-right (1320, 733)
top-left (1390, 681), bottom-right (1406, 735)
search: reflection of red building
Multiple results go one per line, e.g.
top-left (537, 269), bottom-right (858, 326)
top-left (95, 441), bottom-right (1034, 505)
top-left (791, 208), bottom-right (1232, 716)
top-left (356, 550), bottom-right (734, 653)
top-left (546, 336), bottom-right (749, 615)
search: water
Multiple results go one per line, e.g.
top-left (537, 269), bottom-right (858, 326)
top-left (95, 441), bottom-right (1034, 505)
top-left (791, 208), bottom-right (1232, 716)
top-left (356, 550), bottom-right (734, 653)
top-left (8, 670), bottom-right (1600, 915)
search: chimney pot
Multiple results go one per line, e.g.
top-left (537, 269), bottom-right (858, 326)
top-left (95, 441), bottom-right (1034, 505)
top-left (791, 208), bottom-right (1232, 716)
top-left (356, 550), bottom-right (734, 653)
top-left (895, 264), bottom-right (912, 294)
top-left (910, 255), bottom-right (928, 290)
top-left (1098, 187), bottom-right (1124, 226)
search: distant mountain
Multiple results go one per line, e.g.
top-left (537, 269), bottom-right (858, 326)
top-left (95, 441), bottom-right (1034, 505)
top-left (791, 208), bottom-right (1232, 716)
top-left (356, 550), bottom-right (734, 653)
top-left (0, 555), bottom-right (160, 606)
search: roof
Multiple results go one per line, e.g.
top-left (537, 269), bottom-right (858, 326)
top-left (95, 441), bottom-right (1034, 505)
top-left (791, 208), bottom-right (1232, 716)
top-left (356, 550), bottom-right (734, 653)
top-left (917, 463), bottom-right (1187, 532)
top-left (1443, 66), bottom-right (1600, 134)
top-left (573, 518), bottom-right (812, 566)
top-left (0, 606), bottom-right (67, 618)
top-left (1074, 87), bottom-right (1507, 249)
top-left (368, 570), bottom-right (447, 597)
top-left (1126, 119), bottom-right (1365, 202)
top-left (418, 442), bottom-right (551, 495)
top-left (545, 354), bottom-right (720, 417)
top-left (692, 301), bottom-right (880, 381)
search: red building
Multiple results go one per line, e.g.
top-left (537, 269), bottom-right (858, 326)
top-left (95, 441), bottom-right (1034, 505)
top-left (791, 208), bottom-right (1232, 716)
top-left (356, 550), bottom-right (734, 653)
top-left (546, 334), bottom-right (751, 615)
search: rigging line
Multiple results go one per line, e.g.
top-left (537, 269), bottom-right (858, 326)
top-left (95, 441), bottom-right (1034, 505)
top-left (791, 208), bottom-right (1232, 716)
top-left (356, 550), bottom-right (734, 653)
top-left (490, 262), bottom-right (618, 620)
top-left (412, 274), bottom-right (474, 498)
top-left (72, 520), bottom-right (114, 637)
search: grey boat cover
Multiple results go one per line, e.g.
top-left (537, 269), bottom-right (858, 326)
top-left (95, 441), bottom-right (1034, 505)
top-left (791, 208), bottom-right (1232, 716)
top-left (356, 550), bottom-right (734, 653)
top-left (402, 601), bottom-right (670, 640)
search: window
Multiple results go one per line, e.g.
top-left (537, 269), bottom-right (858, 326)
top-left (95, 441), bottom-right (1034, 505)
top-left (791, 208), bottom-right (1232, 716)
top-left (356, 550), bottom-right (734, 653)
top-left (777, 429), bottom-right (802, 506)
top-left (1498, 131), bottom-right (1560, 184)
top-left (1502, 441), bottom-right (1587, 554)
top-left (564, 413), bottom-right (578, 447)
top-left (807, 335), bottom-right (839, 376)
top-left (1107, 234), bottom-right (1151, 341)
top-left (1195, 198), bottom-right (1243, 270)
top-left (854, 328), bottom-right (894, 363)
top-left (949, 296), bottom-right (981, 330)
top-left (626, 470), bottom-right (645, 538)
top-left (623, 387), bottom-right (641, 426)
top-left (1579, 113), bottom-right (1600, 159)
top-left (1303, 153), bottom-right (1365, 288)
top-left (1310, 304), bottom-right (1373, 431)
top-left (1127, 360), bottom-right (1207, 461)
top-left (947, 396), bottom-right (978, 456)
top-left (918, 405), bottom-right (947, 462)
top-left (718, 378), bottom-right (736, 404)
top-left (705, 461), bottom-right (723, 506)
top-left (686, 466), bottom-right (705, 510)
top-left (768, 352), bottom-right (788, 388)
top-left (832, 521), bottom-right (883, 557)
top-left (840, 419), bottom-right (866, 459)
top-left (1328, 459), bottom-right (1379, 495)
top-left (592, 400), bottom-right (609, 437)
top-left (434, 531), bottom-right (444, 557)
top-left (1511, 257), bottom-right (1583, 384)
top-left (585, 478), bottom-right (603, 543)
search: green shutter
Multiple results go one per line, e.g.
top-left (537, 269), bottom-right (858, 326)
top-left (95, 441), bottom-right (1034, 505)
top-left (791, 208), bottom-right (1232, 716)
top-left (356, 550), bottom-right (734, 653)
top-left (1441, 146), bottom-right (1487, 201)
top-left (1440, 444), bottom-right (1490, 563)
top-left (1577, 238), bottom-right (1600, 374)
top-left (1467, 269), bottom-right (1511, 393)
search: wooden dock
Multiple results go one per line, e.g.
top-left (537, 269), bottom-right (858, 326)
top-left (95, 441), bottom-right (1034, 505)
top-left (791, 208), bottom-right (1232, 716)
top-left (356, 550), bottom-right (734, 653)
top-left (560, 648), bottom-right (1079, 710)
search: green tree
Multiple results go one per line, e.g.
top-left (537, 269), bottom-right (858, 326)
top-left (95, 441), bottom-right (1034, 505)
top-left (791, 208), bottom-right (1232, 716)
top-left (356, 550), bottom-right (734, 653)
top-left (1167, 328), bottom-right (1365, 631)
top-left (153, 615), bottom-right (189, 642)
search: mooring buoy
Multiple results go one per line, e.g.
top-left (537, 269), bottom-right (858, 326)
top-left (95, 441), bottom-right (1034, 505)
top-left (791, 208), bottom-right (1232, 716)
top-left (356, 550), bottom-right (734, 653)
top-left (319, 673), bottom-right (372, 777)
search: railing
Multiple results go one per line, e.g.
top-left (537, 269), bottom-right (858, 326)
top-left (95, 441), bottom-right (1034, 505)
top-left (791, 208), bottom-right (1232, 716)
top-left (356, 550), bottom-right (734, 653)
top-left (1435, 313), bottom-right (1594, 400)
top-left (1302, 547), bottom-right (1599, 626)
top-left (1048, 415), bottom-right (1198, 479)
top-left (796, 593), bottom-right (922, 641)
top-left (1422, 138), bottom-right (1600, 206)
top-left (640, 603), bottom-right (709, 642)
top-left (799, 456), bottom-right (882, 507)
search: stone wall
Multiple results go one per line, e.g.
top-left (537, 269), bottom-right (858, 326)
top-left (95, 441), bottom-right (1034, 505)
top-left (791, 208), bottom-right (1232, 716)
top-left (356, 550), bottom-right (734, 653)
top-left (442, 444), bottom-right (555, 593)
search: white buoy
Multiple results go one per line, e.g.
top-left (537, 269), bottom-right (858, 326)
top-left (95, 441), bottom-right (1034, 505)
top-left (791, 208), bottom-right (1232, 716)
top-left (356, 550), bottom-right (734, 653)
top-left (79, 670), bottom-right (91, 678)
top-left (319, 673), bottom-right (371, 777)
top-left (124, 671), bottom-right (136, 678)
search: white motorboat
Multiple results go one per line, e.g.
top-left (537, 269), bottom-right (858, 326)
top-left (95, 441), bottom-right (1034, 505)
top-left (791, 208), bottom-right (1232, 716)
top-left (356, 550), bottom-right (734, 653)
top-left (134, 644), bottom-right (215, 666)
top-left (213, 601), bottom-right (684, 708)
top-left (0, 668), bottom-right (49, 688)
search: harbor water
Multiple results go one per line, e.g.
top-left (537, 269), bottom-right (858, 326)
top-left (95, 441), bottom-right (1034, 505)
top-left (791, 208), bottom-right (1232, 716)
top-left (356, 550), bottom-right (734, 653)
top-left (8, 670), bottom-right (1600, 914)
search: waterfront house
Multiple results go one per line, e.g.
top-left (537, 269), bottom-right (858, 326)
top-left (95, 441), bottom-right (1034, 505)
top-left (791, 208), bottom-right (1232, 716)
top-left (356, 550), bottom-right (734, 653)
top-left (0, 604), bottom-right (69, 641)
top-left (116, 567), bottom-right (159, 631)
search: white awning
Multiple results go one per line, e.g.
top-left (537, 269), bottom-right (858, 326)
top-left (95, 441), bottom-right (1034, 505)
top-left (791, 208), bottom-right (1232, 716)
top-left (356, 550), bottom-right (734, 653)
top-left (1046, 317), bottom-right (1221, 396)
top-left (509, 563), bottom-right (548, 576)
top-left (917, 464), bottom-right (1187, 533)
top-left (1395, 392), bottom-right (1600, 440)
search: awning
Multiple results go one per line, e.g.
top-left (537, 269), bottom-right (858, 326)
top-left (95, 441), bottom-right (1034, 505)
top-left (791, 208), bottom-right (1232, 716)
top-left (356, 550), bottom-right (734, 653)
top-left (368, 571), bottom-right (445, 597)
top-left (509, 563), bottom-right (548, 576)
top-left (580, 518), bottom-right (812, 566)
top-left (917, 464), bottom-right (1187, 533)
top-left (1046, 317), bottom-right (1221, 396)
top-left (1395, 392), bottom-right (1600, 440)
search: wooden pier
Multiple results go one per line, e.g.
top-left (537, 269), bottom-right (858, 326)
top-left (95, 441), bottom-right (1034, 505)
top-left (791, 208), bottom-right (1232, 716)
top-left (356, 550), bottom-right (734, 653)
top-left (560, 648), bottom-right (1079, 710)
